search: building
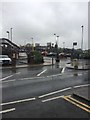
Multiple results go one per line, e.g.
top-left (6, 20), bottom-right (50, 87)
top-left (0, 38), bottom-right (20, 59)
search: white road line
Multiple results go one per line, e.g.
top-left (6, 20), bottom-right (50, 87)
top-left (1, 74), bottom-right (61, 83)
top-left (73, 84), bottom-right (90, 88)
top-left (42, 95), bottom-right (64, 102)
top-left (0, 72), bottom-right (21, 81)
top-left (0, 108), bottom-right (15, 114)
top-left (61, 67), bottom-right (66, 74)
top-left (40, 84), bottom-right (90, 99)
top-left (37, 69), bottom-right (47, 76)
top-left (21, 76), bottom-right (45, 80)
top-left (20, 74), bottom-right (62, 80)
top-left (38, 87), bottom-right (72, 98)
top-left (1, 97), bottom-right (36, 106)
top-left (2, 79), bottom-right (15, 83)
top-left (78, 73), bottom-right (83, 76)
top-left (15, 72), bottom-right (21, 75)
top-left (46, 74), bottom-right (62, 78)
top-left (0, 74), bottom-right (14, 81)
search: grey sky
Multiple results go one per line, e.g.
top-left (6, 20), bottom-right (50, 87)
top-left (1, 1), bottom-right (88, 49)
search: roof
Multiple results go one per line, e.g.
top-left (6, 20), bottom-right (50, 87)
top-left (0, 38), bottom-right (20, 49)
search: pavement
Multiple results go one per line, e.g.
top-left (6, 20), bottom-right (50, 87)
top-left (0, 62), bottom-right (53, 70)
top-left (66, 63), bottom-right (90, 70)
top-left (66, 63), bottom-right (90, 102)
top-left (1, 62), bottom-right (90, 71)
top-left (73, 86), bottom-right (90, 102)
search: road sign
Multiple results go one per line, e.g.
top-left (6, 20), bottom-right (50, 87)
top-left (73, 42), bottom-right (77, 46)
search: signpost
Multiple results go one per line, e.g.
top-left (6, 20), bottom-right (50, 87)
top-left (72, 42), bottom-right (78, 69)
top-left (73, 42), bottom-right (77, 48)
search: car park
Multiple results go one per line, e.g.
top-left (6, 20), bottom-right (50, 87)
top-left (0, 55), bottom-right (12, 65)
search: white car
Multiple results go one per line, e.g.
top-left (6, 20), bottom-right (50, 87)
top-left (0, 55), bottom-right (12, 65)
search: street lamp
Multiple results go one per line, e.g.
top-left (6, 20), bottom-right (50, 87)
top-left (63, 42), bottom-right (65, 53)
top-left (6, 31), bottom-right (9, 39)
top-left (81, 25), bottom-right (84, 51)
top-left (31, 37), bottom-right (34, 51)
top-left (56, 35), bottom-right (59, 49)
top-left (56, 35), bottom-right (59, 62)
top-left (81, 25), bottom-right (84, 68)
top-left (54, 33), bottom-right (56, 43)
top-left (56, 35), bottom-right (59, 52)
top-left (51, 43), bottom-right (54, 66)
top-left (63, 42), bottom-right (65, 48)
top-left (10, 28), bottom-right (13, 42)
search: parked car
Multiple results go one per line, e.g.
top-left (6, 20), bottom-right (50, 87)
top-left (0, 55), bottom-right (12, 65)
top-left (66, 53), bottom-right (71, 57)
top-left (41, 51), bottom-right (48, 56)
top-left (47, 52), bottom-right (57, 57)
top-left (59, 53), bottom-right (67, 58)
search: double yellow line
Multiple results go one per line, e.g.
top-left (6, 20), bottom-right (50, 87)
top-left (63, 95), bottom-right (90, 113)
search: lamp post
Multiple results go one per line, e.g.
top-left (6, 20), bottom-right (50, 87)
top-left (52, 43), bottom-right (54, 66)
top-left (6, 31), bottom-right (9, 39)
top-left (81, 26), bottom-right (84, 51)
top-left (10, 28), bottom-right (13, 42)
top-left (63, 42), bottom-right (65, 48)
top-left (81, 25), bottom-right (84, 68)
top-left (57, 36), bottom-right (59, 46)
top-left (56, 35), bottom-right (59, 62)
top-left (54, 33), bottom-right (56, 43)
top-left (73, 42), bottom-right (77, 59)
top-left (31, 37), bottom-right (34, 51)
top-left (63, 42), bottom-right (65, 53)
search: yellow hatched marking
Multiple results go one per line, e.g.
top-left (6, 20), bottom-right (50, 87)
top-left (68, 96), bottom-right (90, 109)
top-left (63, 96), bottom-right (90, 113)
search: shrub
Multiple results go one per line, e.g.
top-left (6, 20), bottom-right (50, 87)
top-left (32, 51), bottom-right (44, 64)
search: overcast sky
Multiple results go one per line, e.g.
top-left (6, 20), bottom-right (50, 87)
top-left (0, 1), bottom-right (88, 49)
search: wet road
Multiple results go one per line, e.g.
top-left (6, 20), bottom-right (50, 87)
top-left (0, 59), bottom-right (90, 118)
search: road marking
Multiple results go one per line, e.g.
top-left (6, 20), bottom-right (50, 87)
top-left (37, 69), bottom-right (47, 76)
top-left (68, 96), bottom-right (90, 109)
top-left (0, 75), bottom-right (14, 81)
top-left (42, 95), bottom-right (64, 102)
top-left (1, 73), bottom-right (61, 83)
top-left (20, 76), bottom-right (45, 80)
top-left (61, 67), bottom-right (66, 73)
top-left (0, 72), bottom-right (21, 81)
top-left (78, 73), bottom-right (83, 76)
top-left (2, 79), bottom-right (15, 83)
top-left (38, 87), bottom-right (72, 98)
top-left (15, 72), bottom-right (21, 75)
top-left (46, 73), bottom-right (62, 78)
top-left (0, 108), bottom-right (15, 114)
top-left (74, 84), bottom-right (90, 88)
top-left (63, 96), bottom-right (90, 113)
top-left (1, 97), bottom-right (36, 106)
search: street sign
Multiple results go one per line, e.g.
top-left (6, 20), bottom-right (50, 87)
top-left (73, 42), bottom-right (77, 46)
